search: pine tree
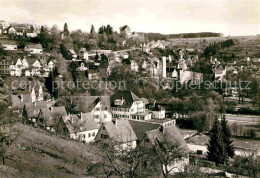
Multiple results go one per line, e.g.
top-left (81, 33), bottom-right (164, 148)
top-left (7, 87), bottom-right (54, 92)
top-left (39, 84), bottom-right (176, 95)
top-left (221, 115), bottom-right (235, 159)
top-left (90, 24), bottom-right (96, 34)
top-left (207, 117), bottom-right (225, 165)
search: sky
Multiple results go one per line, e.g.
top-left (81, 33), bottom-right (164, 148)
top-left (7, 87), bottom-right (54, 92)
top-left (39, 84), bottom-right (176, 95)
top-left (0, 0), bottom-right (259, 36)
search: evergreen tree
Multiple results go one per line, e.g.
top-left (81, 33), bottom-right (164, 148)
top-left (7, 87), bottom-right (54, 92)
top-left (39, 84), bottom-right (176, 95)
top-left (90, 24), bottom-right (96, 34)
top-left (207, 117), bottom-right (225, 165)
top-left (64, 23), bottom-right (69, 36)
top-left (221, 115), bottom-right (235, 159)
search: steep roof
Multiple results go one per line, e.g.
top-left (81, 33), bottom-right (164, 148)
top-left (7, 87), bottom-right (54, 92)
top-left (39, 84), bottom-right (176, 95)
top-left (24, 102), bottom-right (48, 118)
top-left (129, 120), bottom-right (161, 141)
top-left (110, 90), bottom-right (141, 108)
top-left (103, 119), bottom-right (137, 143)
top-left (11, 94), bottom-right (32, 110)
top-left (146, 125), bottom-right (188, 150)
top-left (74, 96), bottom-right (110, 112)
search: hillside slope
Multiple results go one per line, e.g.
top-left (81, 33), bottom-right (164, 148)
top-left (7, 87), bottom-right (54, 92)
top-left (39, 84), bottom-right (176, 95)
top-left (3, 123), bottom-right (102, 177)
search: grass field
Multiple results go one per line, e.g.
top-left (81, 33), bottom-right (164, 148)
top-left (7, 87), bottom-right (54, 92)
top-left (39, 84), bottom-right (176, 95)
top-left (3, 123), bottom-right (102, 177)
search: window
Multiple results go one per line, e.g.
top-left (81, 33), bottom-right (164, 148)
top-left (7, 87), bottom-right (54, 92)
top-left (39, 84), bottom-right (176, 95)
top-left (95, 107), bottom-right (100, 111)
top-left (101, 134), bottom-right (109, 139)
top-left (104, 114), bottom-right (107, 118)
top-left (103, 126), bottom-right (105, 130)
top-left (92, 132), bottom-right (95, 136)
top-left (88, 133), bottom-right (91, 138)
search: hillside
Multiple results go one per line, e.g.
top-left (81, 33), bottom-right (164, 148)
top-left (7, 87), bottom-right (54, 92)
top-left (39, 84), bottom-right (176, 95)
top-left (2, 123), bottom-right (102, 177)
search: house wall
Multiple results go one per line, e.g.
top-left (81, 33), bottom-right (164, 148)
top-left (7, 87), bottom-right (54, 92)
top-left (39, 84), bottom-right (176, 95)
top-left (3, 44), bottom-right (17, 50)
top-left (91, 102), bottom-right (112, 123)
top-left (76, 129), bottom-right (99, 143)
top-left (152, 110), bottom-right (165, 119)
top-left (111, 101), bottom-right (145, 119)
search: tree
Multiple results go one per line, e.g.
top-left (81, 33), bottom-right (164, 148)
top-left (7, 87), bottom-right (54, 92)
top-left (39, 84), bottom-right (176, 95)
top-left (221, 115), bottom-right (234, 160)
top-left (150, 139), bottom-right (186, 178)
top-left (87, 142), bottom-right (148, 178)
top-left (63, 23), bottom-right (69, 36)
top-left (207, 117), bottom-right (226, 166)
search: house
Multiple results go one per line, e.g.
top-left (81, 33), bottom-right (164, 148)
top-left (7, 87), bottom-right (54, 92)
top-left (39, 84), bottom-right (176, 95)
top-left (0, 40), bottom-right (17, 51)
top-left (63, 114), bottom-right (99, 143)
top-left (110, 90), bottom-right (146, 119)
top-left (95, 119), bottom-right (137, 150)
top-left (76, 62), bottom-right (88, 71)
top-left (120, 25), bottom-right (132, 38)
top-left (9, 58), bottom-right (22, 76)
top-left (11, 93), bottom-right (33, 113)
top-left (28, 58), bottom-right (42, 76)
top-left (130, 119), bottom-right (189, 173)
top-left (26, 30), bottom-right (37, 38)
top-left (130, 60), bottom-right (139, 72)
top-left (39, 106), bottom-right (67, 132)
top-left (23, 102), bottom-right (48, 124)
top-left (151, 105), bottom-right (165, 119)
top-left (75, 96), bottom-right (112, 125)
top-left (0, 56), bottom-right (11, 75)
top-left (68, 49), bottom-right (77, 60)
top-left (87, 70), bottom-right (100, 80)
top-left (24, 44), bottom-right (43, 54)
top-left (0, 20), bottom-right (10, 30)
top-left (78, 48), bottom-right (88, 60)
top-left (119, 51), bottom-right (129, 59)
top-left (213, 66), bottom-right (226, 80)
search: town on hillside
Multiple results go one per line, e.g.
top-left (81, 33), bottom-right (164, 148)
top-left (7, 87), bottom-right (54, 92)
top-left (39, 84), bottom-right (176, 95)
top-left (0, 1), bottom-right (260, 177)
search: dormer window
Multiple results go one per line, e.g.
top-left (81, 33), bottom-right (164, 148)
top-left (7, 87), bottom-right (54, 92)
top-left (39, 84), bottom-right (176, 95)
top-left (114, 99), bottom-right (124, 106)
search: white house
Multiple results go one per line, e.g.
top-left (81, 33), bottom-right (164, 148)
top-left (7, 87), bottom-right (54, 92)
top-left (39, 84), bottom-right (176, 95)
top-left (24, 44), bottom-right (43, 54)
top-left (79, 48), bottom-right (89, 60)
top-left (110, 90), bottom-right (146, 119)
top-left (130, 60), bottom-right (139, 72)
top-left (119, 51), bottom-right (129, 59)
top-left (0, 40), bottom-right (17, 51)
top-left (63, 113), bottom-right (99, 143)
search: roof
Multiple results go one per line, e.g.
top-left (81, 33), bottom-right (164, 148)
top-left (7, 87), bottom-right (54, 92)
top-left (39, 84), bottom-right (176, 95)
top-left (140, 97), bottom-right (149, 105)
top-left (51, 106), bottom-right (67, 117)
top-left (11, 94), bottom-right (32, 110)
top-left (129, 120), bottom-right (161, 140)
top-left (151, 105), bottom-right (165, 111)
top-left (146, 125), bottom-right (188, 150)
top-left (110, 90), bottom-right (141, 108)
top-left (24, 102), bottom-right (48, 118)
top-left (63, 113), bottom-right (99, 133)
top-left (0, 40), bottom-right (17, 45)
top-left (26, 44), bottom-right (42, 49)
top-left (74, 96), bottom-right (110, 112)
top-left (103, 119), bottom-right (137, 143)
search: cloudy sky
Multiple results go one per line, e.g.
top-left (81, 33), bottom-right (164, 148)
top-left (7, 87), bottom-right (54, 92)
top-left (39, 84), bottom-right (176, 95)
top-left (0, 0), bottom-right (259, 36)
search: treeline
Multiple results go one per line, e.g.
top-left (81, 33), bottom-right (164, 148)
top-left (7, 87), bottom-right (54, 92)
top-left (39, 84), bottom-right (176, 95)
top-left (204, 39), bottom-right (235, 56)
top-left (169, 32), bottom-right (222, 38)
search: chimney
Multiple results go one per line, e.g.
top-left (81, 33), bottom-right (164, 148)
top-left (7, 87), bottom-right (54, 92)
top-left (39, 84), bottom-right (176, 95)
top-left (80, 112), bottom-right (83, 120)
top-left (21, 94), bottom-right (23, 101)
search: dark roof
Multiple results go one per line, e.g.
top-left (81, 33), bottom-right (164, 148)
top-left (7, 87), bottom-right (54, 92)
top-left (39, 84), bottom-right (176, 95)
top-left (129, 120), bottom-right (161, 140)
top-left (110, 90), bottom-right (141, 108)
top-left (151, 105), bottom-right (165, 111)
top-left (24, 102), bottom-right (48, 118)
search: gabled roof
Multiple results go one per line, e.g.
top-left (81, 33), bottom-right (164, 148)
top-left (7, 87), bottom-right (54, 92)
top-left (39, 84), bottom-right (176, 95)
top-left (146, 125), bottom-right (188, 150)
top-left (74, 96), bottom-right (110, 112)
top-left (110, 90), bottom-right (141, 108)
top-left (24, 102), bottom-right (48, 118)
top-left (129, 120), bottom-right (161, 141)
top-left (11, 94), bottom-right (32, 110)
top-left (51, 106), bottom-right (67, 117)
top-left (102, 119), bottom-right (137, 143)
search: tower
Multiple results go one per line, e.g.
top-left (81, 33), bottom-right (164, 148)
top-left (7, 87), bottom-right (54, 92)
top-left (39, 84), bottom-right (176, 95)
top-left (162, 56), bottom-right (166, 78)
